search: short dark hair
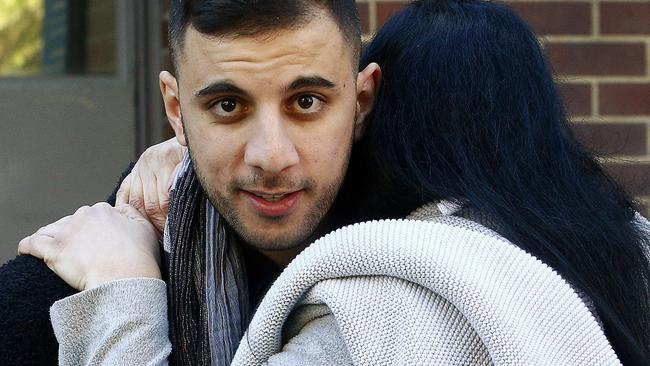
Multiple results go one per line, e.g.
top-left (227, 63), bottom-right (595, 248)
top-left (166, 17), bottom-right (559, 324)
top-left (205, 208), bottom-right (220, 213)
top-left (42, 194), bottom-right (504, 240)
top-left (168, 0), bottom-right (361, 72)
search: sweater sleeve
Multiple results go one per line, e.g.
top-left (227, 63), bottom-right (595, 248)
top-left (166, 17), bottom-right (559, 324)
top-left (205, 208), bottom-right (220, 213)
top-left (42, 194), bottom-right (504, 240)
top-left (0, 163), bottom-right (135, 366)
top-left (265, 313), bottom-right (354, 366)
top-left (51, 280), bottom-right (352, 366)
top-left (50, 278), bottom-right (171, 366)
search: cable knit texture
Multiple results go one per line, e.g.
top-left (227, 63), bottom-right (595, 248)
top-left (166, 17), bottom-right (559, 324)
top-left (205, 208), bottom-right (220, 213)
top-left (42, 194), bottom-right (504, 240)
top-left (232, 203), bottom-right (621, 365)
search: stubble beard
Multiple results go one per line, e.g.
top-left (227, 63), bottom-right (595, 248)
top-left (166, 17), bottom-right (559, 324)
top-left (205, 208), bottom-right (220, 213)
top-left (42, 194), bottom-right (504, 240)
top-left (186, 145), bottom-right (350, 252)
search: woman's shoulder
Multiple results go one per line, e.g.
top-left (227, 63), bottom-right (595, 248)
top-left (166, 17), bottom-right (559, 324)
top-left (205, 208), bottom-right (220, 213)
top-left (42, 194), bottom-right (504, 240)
top-left (240, 211), bottom-right (620, 365)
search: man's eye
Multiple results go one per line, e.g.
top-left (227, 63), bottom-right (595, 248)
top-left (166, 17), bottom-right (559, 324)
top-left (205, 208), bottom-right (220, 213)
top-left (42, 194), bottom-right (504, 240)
top-left (298, 95), bottom-right (314, 109)
top-left (221, 99), bottom-right (237, 112)
top-left (292, 94), bottom-right (323, 114)
top-left (211, 98), bottom-right (243, 117)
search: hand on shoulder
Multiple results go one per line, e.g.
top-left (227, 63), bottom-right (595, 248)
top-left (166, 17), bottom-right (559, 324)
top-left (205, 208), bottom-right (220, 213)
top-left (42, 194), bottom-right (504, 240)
top-left (17, 202), bottom-right (161, 291)
top-left (116, 137), bottom-right (185, 234)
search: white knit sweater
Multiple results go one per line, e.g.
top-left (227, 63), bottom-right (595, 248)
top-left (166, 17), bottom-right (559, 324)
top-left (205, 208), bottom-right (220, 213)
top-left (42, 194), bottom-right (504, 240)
top-left (233, 203), bottom-right (620, 365)
top-left (51, 203), bottom-right (622, 365)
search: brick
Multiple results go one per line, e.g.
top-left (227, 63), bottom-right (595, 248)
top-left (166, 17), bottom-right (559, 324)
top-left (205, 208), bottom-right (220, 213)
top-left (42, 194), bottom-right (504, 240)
top-left (376, 2), bottom-right (408, 28)
top-left (507, 2), bottom-right (591, 35)
top-left (559, 83), bottom-right (591, 116)
top-left (572, 123), bottom-right (647, 155)
top-left (545, 42), bottom-right (646, 76)
top-left (601, 3), bottom-right (650, 35)
top-left (604, 164), bottom-right (650, 196)
top-left (600, 84), bottom-right (650, 116)
top-left (358, 2), bottom-right (370, 34)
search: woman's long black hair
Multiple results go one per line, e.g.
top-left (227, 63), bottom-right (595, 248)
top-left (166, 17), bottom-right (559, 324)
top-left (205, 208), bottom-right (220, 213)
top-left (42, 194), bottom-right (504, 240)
top-left (339, 0), bottom-right (650, 363)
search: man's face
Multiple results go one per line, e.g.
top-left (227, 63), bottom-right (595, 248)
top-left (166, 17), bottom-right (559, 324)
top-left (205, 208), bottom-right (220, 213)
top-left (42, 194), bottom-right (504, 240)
top-left (163, 13), bottom-right (376, 253)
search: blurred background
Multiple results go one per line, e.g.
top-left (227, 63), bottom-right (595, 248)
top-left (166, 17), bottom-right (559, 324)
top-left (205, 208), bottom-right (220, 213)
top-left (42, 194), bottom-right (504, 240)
top-left (1, 0), bottom-right (649, 264)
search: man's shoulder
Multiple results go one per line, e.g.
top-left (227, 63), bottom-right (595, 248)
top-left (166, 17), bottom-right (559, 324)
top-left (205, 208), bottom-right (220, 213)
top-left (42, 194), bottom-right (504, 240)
top-left (0, 255), bottom-right (76, 300)
top-left (0, 255), bottom-right (76, 365)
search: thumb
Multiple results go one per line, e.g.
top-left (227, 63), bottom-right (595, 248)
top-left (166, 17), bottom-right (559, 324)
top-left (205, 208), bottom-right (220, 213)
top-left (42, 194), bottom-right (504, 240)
top-left (115, 173), bottom-right (133, 207)
top-left (18, 234), bottom-right (60, 263)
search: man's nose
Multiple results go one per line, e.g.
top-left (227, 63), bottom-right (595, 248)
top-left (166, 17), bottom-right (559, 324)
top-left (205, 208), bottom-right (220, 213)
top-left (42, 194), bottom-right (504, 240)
top-left (244, 114), bottom-right (299, 175)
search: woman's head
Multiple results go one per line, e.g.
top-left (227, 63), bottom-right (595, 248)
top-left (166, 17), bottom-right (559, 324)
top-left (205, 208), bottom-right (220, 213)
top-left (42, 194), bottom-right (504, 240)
top-left (343, 0), bottom-right (650, 362)
top-left (357, 0), bottom-right (577, 212)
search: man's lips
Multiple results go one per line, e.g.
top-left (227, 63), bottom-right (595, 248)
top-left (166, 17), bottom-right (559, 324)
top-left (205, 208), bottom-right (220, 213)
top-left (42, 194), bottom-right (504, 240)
top-left (242, 190), bottom-right (302, 217)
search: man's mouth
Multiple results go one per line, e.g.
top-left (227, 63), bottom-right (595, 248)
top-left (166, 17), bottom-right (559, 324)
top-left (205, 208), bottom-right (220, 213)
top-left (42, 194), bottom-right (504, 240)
top-left (250, 192), bottom-right (291, 203)
top-left (242, 190), bottom-right (302, 217)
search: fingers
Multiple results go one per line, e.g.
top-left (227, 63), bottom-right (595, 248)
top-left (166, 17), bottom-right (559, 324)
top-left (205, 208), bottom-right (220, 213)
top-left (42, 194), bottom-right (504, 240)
top-left (115, 173), bottom-right (133, 207)
top-left (161, 160), bottom-right (182, 216)
top-left (143, 174), bottom-right (166, 234)
top-left (18, 232), bottom-right (60, 261)
top-left (142, 175), bottom-right (162, 221)
top-left (115, 205), bottom-right (157, 233)
top-left (128, 170), bottom-right (147, 217)
top-left (154, 163), bottom-right (179, 233)
top-left (130, 159), bottom-right (167, 229)
top-left (167, 162), bottom-right (182, 195)
top-left (18, 214), bottom-right (74, 255)
top-left (138, 159), bottom-right (169, 234)
top-left (116, 203), bottom-right (146, 220)
top-left (157, 167), bottom-right (172, 216)
top-left (18, 202), bottom-right (162, 292)
top-left (120, 139), bottom-right (184, 233)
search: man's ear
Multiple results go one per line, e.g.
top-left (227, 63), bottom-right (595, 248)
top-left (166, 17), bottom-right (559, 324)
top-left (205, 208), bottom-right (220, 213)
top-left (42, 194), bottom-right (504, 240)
top-left (354, 62), bottom-right (381, 141)
top-left (159, 71), bottom-right (187, 146)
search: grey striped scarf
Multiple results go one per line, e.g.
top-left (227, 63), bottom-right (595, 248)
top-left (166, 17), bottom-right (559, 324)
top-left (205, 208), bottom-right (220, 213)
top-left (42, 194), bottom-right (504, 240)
top-left (163, 154), bottom-right (250, 365)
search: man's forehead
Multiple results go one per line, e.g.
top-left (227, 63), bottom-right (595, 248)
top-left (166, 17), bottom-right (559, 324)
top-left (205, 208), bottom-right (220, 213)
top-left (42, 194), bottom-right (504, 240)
top-left (176, 13), bottom-right (354, 81)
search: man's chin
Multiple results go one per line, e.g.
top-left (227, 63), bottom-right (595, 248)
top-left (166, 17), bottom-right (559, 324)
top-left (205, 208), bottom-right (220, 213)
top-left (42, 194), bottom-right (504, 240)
top-left (236, 228), bottom-right (314, 252)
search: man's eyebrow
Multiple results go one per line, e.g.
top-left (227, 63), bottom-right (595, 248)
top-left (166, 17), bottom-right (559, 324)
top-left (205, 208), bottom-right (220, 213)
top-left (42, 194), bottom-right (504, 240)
top-left (195, 81), bottom-right (248, 98)
top-left (286, 76), bottom-right (337, 92)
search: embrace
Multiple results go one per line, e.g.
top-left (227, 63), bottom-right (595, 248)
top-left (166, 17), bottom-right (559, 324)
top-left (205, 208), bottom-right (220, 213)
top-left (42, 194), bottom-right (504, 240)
top-left (2, 0), bottom-right (649, 365)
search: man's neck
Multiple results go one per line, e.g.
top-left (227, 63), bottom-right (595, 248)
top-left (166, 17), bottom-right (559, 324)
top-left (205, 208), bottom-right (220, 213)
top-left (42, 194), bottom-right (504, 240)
top-left (257, 245), bottom-right (307, 267)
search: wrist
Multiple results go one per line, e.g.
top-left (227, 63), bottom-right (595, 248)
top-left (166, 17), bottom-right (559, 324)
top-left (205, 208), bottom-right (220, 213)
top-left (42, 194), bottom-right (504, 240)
top-left (84, 268), bottom-right (162, 291)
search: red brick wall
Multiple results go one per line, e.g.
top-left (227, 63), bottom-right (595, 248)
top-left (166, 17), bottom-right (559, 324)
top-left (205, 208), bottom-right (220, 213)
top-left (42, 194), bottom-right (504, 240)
top-left (161, 0), bottom-right (650, 207)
